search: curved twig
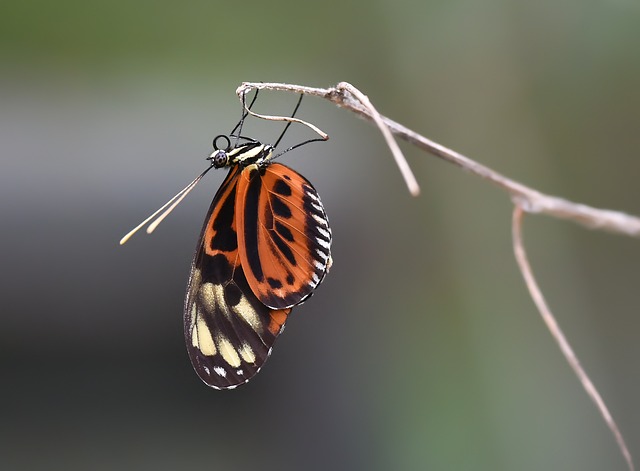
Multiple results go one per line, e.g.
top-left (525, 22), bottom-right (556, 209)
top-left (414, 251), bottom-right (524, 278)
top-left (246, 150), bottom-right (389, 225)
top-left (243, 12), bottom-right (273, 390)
top-left (512, 206), bottom-right (634, 471)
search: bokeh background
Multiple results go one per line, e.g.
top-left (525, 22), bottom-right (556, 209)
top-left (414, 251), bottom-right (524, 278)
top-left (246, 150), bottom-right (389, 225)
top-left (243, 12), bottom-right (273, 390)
top-left (2, 1), bottom-right (639, 470)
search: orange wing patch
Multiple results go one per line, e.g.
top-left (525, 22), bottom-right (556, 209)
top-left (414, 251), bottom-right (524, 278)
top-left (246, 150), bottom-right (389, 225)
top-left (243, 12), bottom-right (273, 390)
top-left (203, 165), bottom-right (241, 262)
top-left (236, 162), bottom-right (332, 310)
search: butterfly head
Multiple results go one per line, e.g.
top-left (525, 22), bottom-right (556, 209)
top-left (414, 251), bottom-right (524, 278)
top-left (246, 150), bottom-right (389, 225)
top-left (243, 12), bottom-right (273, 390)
top-left (208, 149), bottom-right (226, 169)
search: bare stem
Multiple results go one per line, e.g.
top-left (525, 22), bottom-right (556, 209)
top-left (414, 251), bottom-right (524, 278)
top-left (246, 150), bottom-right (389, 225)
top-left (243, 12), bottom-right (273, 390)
top-left (512, 206), bottom-right (634, 471)
top-left (237, 81), bottom-right (640, 238)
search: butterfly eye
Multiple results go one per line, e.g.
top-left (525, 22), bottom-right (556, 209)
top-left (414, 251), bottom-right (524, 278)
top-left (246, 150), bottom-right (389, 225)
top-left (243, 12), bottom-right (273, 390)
top-left (210, 150), bottom-right (229, 168)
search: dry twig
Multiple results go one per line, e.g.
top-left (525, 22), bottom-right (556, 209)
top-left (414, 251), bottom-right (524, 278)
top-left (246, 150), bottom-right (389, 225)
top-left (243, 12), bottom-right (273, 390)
top-left (237, 81), bottom-right (640, 236)
top-left (237, 81), bottom-right (638, 470)
top-left (512, 206), bottom-right (634, 471)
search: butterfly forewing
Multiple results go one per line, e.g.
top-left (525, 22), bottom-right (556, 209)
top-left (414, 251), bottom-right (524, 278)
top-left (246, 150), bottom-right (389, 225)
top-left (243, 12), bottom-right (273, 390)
top-left (184, 166), bottom-right (291, 389)
top-left (236, 162), bottom-right (332, 310)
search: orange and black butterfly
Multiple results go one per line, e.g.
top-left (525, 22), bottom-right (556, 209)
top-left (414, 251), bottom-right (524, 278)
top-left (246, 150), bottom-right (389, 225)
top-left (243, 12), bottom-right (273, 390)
top-left (121, 93), bottom-right (332, 389)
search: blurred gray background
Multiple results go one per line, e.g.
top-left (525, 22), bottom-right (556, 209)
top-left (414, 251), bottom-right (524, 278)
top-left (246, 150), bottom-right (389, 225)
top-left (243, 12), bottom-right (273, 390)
top-left (1, 1), bottom-right (639, 470)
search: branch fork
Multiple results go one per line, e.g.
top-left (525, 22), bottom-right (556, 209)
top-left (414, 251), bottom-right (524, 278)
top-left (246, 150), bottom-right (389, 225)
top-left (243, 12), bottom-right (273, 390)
top-left (237, 81), bottom-right (637, 471)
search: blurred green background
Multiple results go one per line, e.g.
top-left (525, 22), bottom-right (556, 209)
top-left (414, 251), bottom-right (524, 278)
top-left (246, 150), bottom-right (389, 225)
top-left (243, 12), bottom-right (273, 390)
top-left (1, 0), bottom-right (639, 470)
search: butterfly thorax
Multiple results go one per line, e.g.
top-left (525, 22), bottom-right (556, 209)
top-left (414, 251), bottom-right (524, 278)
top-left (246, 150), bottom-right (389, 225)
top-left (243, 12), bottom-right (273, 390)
top-left (210, 141), bottom-right (274, 170)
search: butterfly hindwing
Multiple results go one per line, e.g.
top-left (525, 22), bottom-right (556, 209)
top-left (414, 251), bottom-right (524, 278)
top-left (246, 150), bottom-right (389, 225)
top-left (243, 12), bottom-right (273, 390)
top-left (184, 166), bottom-right (291, 389)
top-left (236, 162), bottom-right (332, 310)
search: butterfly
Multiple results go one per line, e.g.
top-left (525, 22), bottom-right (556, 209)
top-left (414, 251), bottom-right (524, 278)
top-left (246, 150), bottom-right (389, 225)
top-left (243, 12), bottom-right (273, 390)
top-left (121, 93), bottom-right (332, 389)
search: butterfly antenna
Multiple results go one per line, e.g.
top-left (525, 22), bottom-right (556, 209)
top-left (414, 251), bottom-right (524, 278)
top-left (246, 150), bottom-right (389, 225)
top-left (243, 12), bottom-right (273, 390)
top-left (273, 93), bottom-right (304, 149)
top-left (231, 89), bottom-right (260, 147)
top-left (119, 164), bottom-right (216, 245)
top-left (272, 136), bottom-right (327, 160)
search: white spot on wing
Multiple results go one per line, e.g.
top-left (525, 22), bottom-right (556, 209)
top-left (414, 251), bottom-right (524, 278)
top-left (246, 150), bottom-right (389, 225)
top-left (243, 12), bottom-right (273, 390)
top-left (200, 282), bottom-right (230, 318)
top-left (213, 366), bottom-right (227, 377)
top-left (316, 226), bottom-right (331, 239)
top-left (194, 307), bottom-right (217, 356)
top-left (217, 334), bottom-right (242, 367)
top-left (316, 249), bottom-right (329, 261)
top-left (312, 213), bottom-right (327, 226)
top-left (239, 343), bottom-right (256, 364)
top-left (232, 295), bottom-right (262, 333)
top-left (316, 237), bottom-right (331, 250)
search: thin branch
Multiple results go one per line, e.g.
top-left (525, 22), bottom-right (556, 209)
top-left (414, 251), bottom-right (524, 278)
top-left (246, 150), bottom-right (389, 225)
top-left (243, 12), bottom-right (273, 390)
top-left (237, 82), bottom-right (420, 196)
top-left (512, 206), bottom-right (634, 471)
top-left (237, 81), bottom-right (640, 238)
top-left (236, 81), bottom-right (639, 469)
top-left (335, 82), bottom-right (420, 196)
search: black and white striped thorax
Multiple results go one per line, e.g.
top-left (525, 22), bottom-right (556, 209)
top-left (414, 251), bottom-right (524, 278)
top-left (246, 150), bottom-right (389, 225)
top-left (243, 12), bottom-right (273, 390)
top-left (210, 140), bottom-right (275, 170)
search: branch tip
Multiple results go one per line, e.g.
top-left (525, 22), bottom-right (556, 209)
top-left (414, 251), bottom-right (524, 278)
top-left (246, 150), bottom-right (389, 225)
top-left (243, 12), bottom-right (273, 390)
top-left (512, 204), bottom-right (634, 471)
